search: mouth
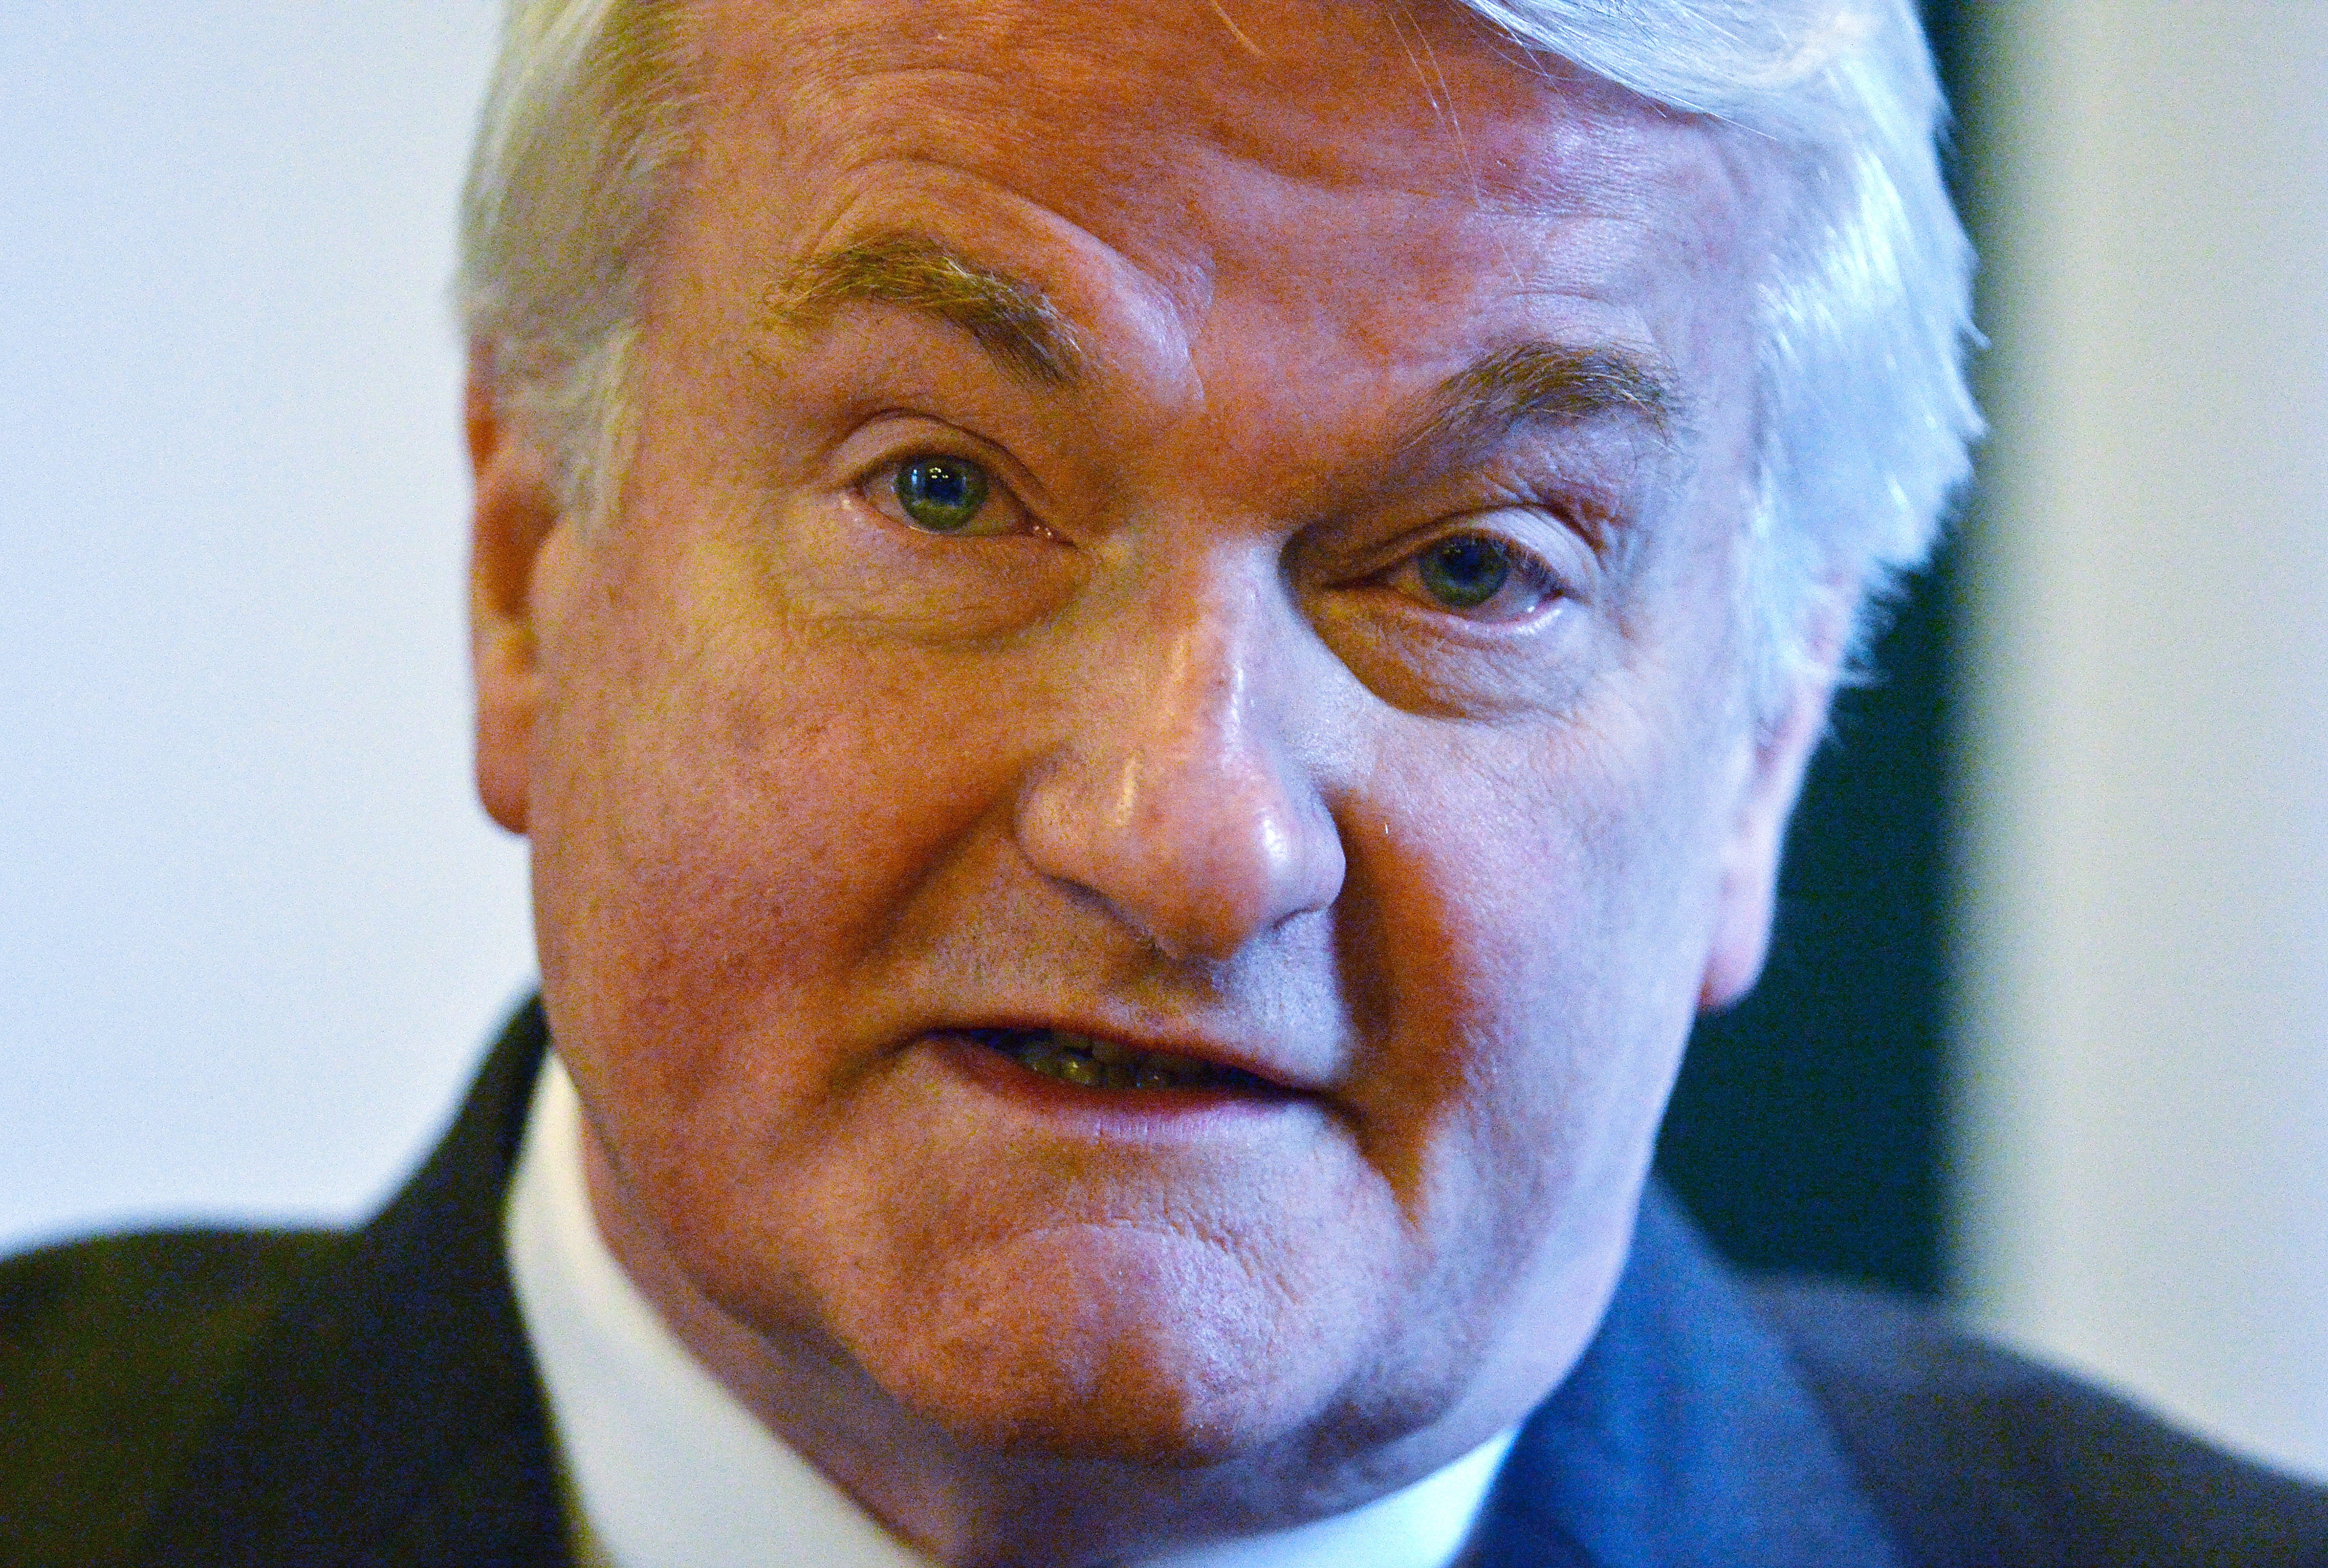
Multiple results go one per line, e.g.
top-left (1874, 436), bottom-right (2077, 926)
top-left (957, 1027), bottom-right (1285, 1096)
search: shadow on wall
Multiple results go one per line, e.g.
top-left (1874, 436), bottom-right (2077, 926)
top-left (1658, 534), bottom-right (1958, 1299)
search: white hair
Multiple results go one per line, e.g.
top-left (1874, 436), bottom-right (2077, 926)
top-left (1465, 0), bottom-right (1981, 704)
top-left (459, 0), bottom-right (691, 529)
top-left (457, 0), bottom-right (1978, 706)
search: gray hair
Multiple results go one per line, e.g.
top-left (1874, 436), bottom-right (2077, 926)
top-left (457, 0), bottom-right (1978, 706)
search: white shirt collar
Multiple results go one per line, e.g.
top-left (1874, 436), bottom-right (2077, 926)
top-left (506, 1052), bottom-right (1518, 1568)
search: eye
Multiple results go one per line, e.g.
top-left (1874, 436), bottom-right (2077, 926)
top-left (889, 455), bottom-right (1007, 535)
top-left (1392, 533), bottom-right (1562, 621)
top-left (1417, 536), bottom-right (1510, 609)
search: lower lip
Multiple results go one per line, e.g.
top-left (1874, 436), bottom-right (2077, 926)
top-left (923, 1031), bottom-right (1309, 1136)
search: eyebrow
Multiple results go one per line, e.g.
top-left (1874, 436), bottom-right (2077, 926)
top-left (765, 237), bottom-right (1679, 467)
top-left (1402, 339), bottom-right (1682, 469)
top-left (764, 233), bottom-right (1087, 386)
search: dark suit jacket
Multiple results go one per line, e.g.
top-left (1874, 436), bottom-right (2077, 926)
top-left (6, 1002), bottom-right (2325, 1567)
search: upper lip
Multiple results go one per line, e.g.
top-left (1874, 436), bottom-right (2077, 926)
top-left (931, 1012), bottom-right (1334, 1096)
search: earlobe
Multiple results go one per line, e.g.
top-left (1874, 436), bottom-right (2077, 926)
top-left (1697, 648), bottom-right (1840, 1013)
top-left (467, 366), bottom-right (565, 837)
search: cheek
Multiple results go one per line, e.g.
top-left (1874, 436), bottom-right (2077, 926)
top-left (1346, 684), bottom-right (1743, 1237)
top-left (524, 530), bottom-right (1025, 1154)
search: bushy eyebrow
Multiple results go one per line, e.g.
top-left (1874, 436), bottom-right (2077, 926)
top-left (763, 233), bottom-right (1087, 386)
top-left (764, 239), bottom-right (1677, 473)
top-left (1403, 339), bottom-right (1681, 466)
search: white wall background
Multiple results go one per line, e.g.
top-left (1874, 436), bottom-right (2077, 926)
top-left (0, 3), bottom-right (532, 1252)
top-left (1956, 2), bottom-right (2328, 1482)
top-left (5, 0), bottom-right (2326, 1492)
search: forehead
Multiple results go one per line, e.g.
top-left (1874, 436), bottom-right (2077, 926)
top-left (678, 0), bottom-right (1767, 382)
top-left (718, 0), bottom-right (1696, 192)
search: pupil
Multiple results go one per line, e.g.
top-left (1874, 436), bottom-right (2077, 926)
top-left (1419, 536), bottom-right (1510, 610)
top-left (896, 457), bottom-right (989, 532)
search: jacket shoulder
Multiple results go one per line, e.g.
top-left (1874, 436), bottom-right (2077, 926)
top-left (1749, 1275), bottom-right (2328, 1568)
top-left (0, 1226), bottom-right (346, 1567)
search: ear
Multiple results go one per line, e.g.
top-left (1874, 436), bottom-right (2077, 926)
top-left (1697, 638), bottom-right (1841, 1013)
top-left (467, 359), bottom-right (564, 836)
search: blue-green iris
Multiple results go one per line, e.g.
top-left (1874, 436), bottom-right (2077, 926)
top-left (1417, 536), bottom-right (1511, 610)
top-left (895, 457), bottom-right (991, 533)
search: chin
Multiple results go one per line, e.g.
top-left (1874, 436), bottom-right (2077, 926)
top-left (901, 1357), bottom-right (1290, 1470)
top-left (823, 1222), bottom-right (1377, 1469)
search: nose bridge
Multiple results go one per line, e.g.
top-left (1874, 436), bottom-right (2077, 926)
top-left (1130, 567), bottom-right (1270, 789)
top-left (1014, 554), bottom-right (1345, 962)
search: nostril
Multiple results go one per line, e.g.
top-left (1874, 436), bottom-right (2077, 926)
top-left (1011, 632), bottom-right (1344, 960)
top-left (1016, 777), bottom-right (1344, 965)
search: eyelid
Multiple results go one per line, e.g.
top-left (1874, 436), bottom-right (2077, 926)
top-left (857, 452), bottom-right (1035, 539)
top-left (1385, 534), bottom-right (1568, 622)
top-left (1329, 502), bottom-right (1590, 589)
top-left (831, 409), bottom-right (1056, 513)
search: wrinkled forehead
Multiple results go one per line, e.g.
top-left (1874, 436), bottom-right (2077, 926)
top-left (670, 0), bottom-right (1778, 428)
top-left (691, 0), bottom-right (1771, 236)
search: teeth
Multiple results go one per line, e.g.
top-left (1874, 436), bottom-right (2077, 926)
top-left (987, 1029), bottom-right (1264, 1093)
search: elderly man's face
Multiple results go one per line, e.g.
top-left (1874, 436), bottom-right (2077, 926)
top-left (476, 0), bottom-right (1814, 1497)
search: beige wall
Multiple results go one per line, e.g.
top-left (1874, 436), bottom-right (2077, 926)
top-left (0, 6), bottom-right (528, 1250)
top-left (1957, 1), bottom-right (2328, 1480)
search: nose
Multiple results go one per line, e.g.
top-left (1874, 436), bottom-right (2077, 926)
top-left (1013, 572), bottom-right (1346, 963)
